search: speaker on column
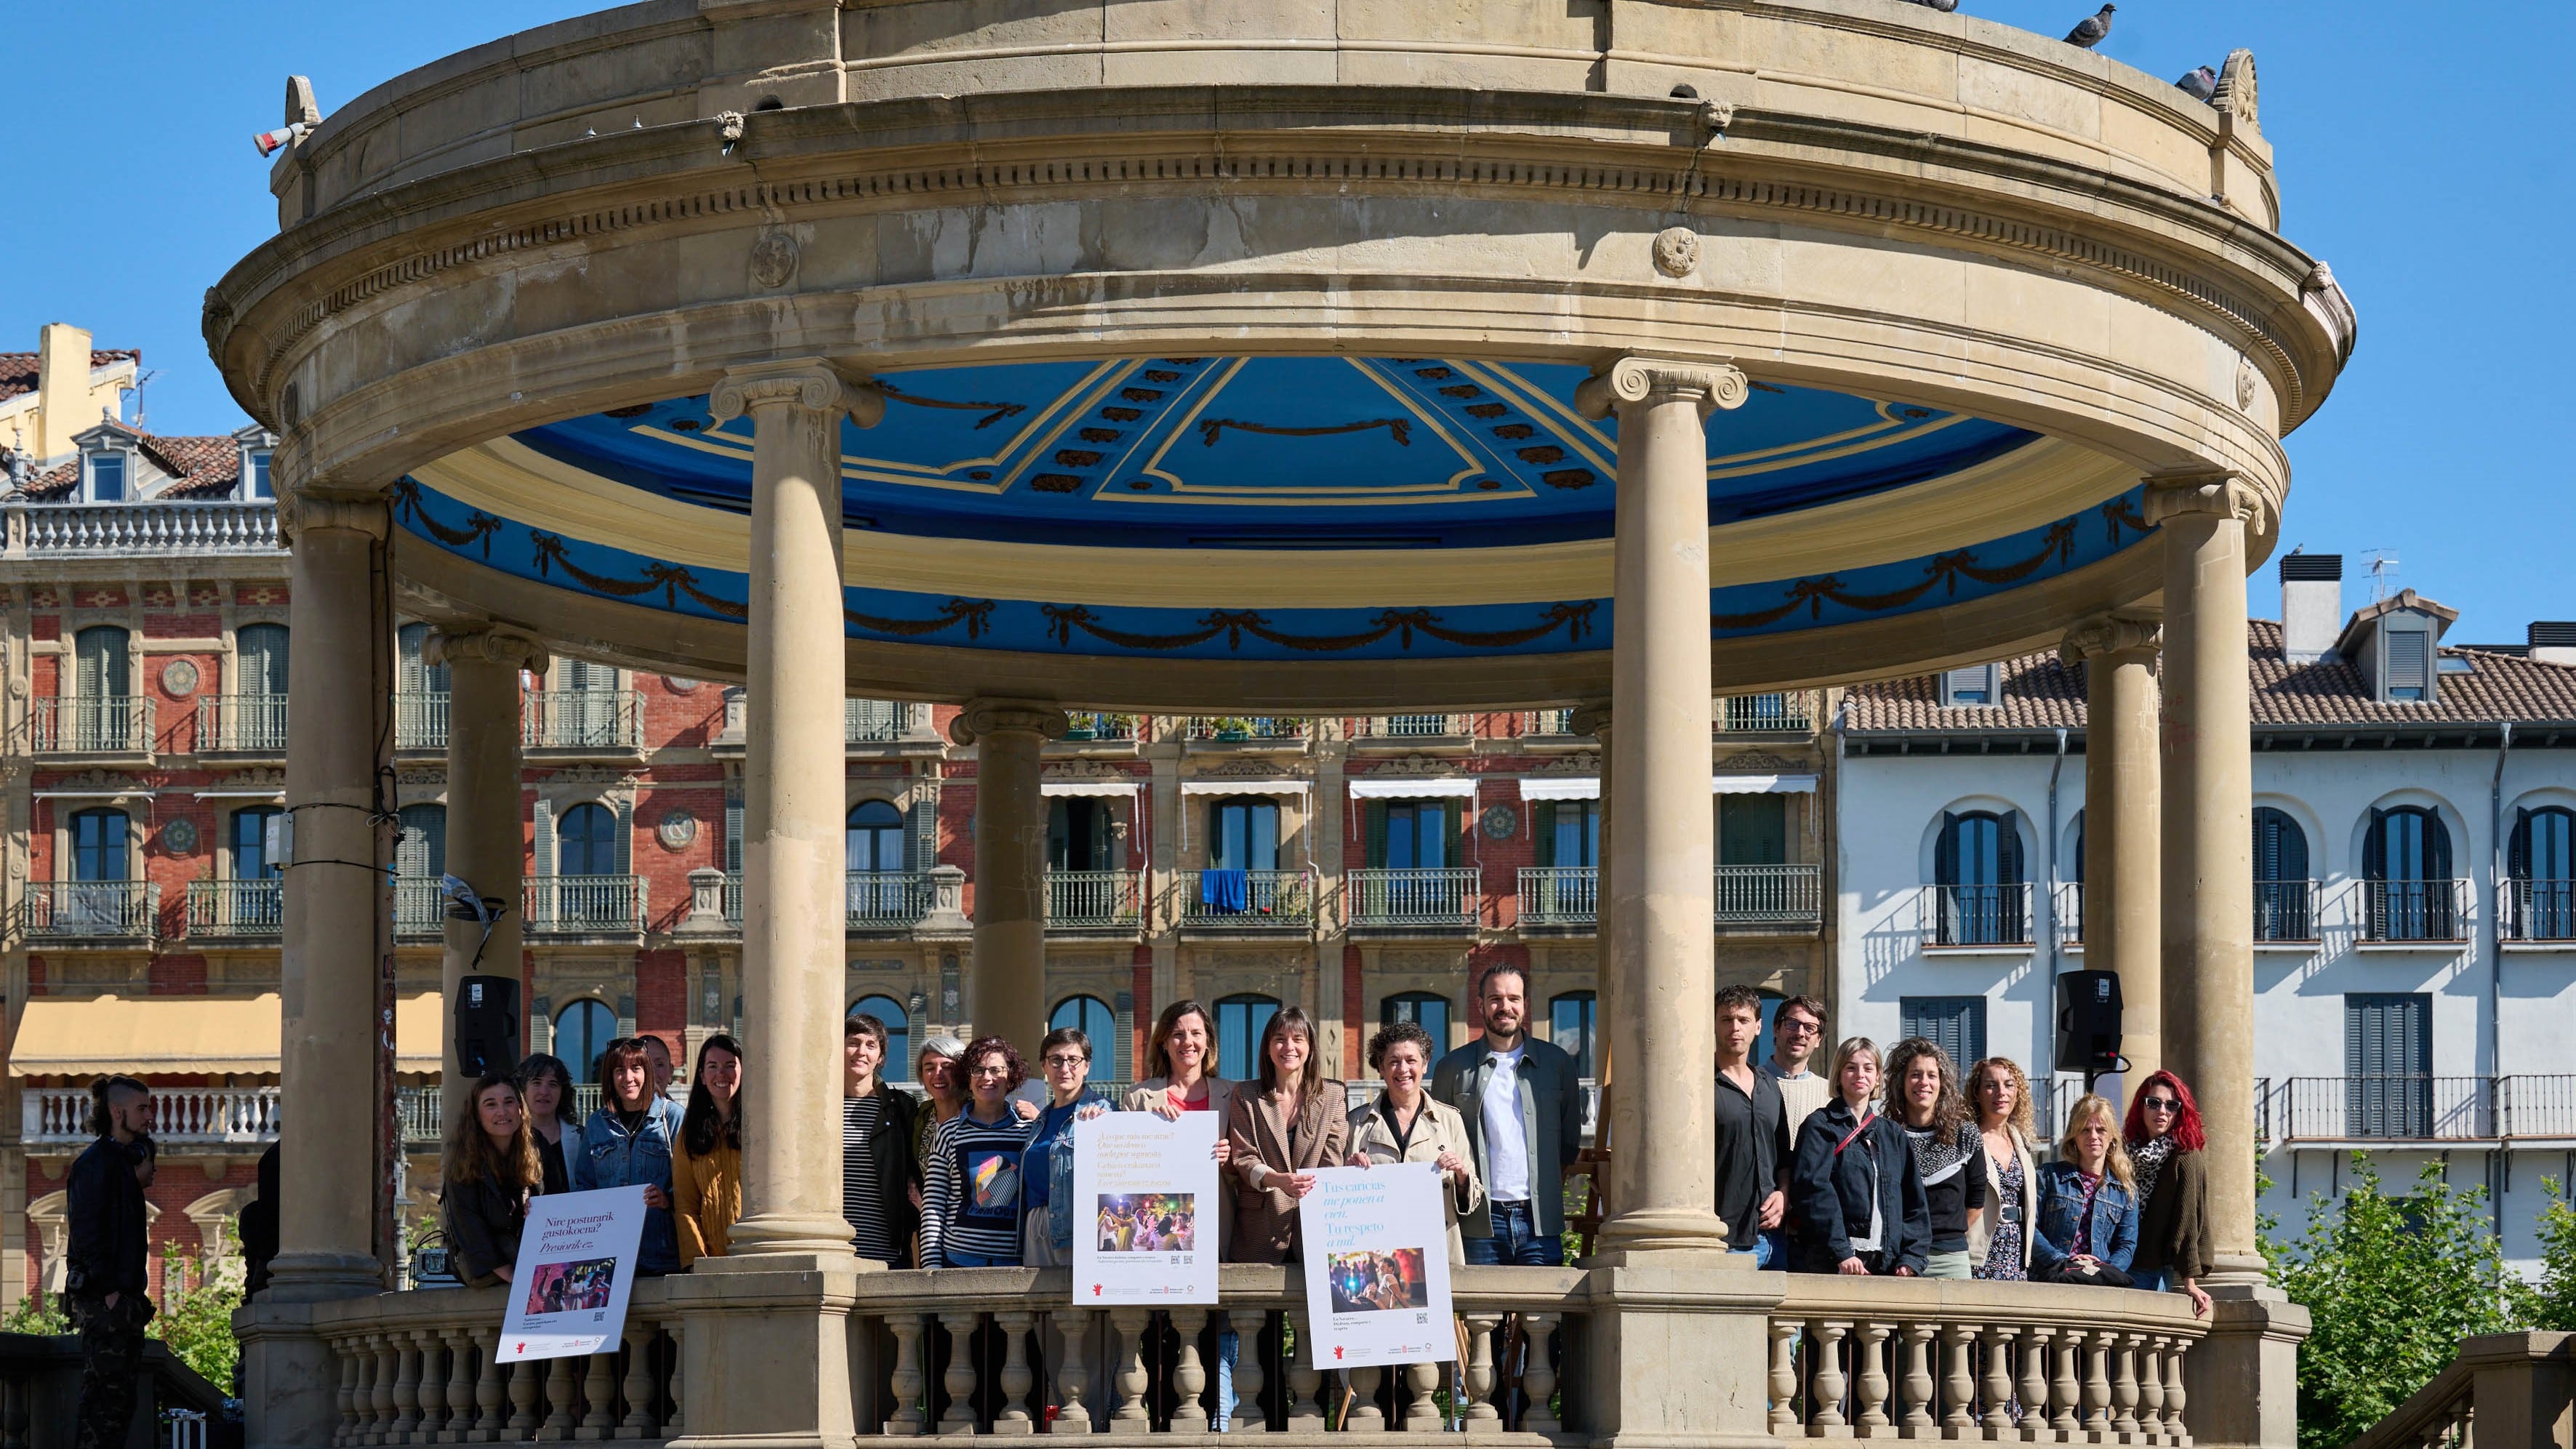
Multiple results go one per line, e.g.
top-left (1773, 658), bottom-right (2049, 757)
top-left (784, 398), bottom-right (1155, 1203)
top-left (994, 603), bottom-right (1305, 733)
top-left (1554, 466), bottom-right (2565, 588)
top-left (455, 975), bottom-right (523, 1077)
top-left (2054, 970), bottom-right (2122, 1075)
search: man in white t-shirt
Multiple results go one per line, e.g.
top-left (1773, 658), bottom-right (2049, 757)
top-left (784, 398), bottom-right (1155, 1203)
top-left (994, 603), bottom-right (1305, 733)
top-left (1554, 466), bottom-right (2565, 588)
top-left (1432, 963), bottom-right (1584, 1265)
top-left (1757, 995), bottom-right (1831, 1264)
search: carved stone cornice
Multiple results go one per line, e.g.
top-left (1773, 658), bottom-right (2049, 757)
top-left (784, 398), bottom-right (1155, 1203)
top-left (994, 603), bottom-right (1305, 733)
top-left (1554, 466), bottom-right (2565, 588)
top-left (2059, 612), bottom-right (2162, 665)
top-left (2143, 469), bottom-right (2274, 534)
top-left (948, 700), bottom-right (1070, 747)
top-left (422, 624), bottom-right (550, 675)
top-left (1574, 356), bottom-right (1750, 420)
top-left (707, 360), bottom-right (886, 430)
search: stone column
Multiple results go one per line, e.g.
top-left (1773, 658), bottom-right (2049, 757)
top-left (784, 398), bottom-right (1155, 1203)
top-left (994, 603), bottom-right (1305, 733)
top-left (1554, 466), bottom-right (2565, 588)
top-left (2061, 614), bottom-right (2162, 1093)
top-left (1576, 354), bottom-right (1746, 1264)
top-left (952, 700), bottom-right (1067, 1054)
top-left (272, 486), bottom-right (393, 1301)
top-left (710, 360), bottom-right (881, 1264)
top-left (425, 625), bottom-right (547, 1133)
top-left (2146, 472), bottom-right (2264, 1280)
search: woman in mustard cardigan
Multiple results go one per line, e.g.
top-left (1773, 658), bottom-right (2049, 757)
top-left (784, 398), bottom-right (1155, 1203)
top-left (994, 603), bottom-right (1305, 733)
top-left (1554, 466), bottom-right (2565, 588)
top-left (673, 1034), bottom-right (744, 1266)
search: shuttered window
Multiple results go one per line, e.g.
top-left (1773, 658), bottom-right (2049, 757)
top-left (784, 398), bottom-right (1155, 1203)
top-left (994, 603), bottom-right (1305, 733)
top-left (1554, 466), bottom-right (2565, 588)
top-left (396, 624), bottom-right (450, 695)
top-left (558, 803), bottom-right (618, 875)
top-left (1901, 996), bottom-right (1987, 1068)
top-left (2344, 993), bottom-right (2431, 1137)
top-left (1720, 794), bottom-right (1788, 866)
top-left (75, 626), bottom-right (128, 699)
top-left (2252, 807), bottom-right (2313, 940)
top-left (230, 807), bottom-right (285, 880)
top-left (2385, 630), bottom-right (2431, 702)
top-left (236, 625), bottom-right (290, 697)
top-left (1941, 665), bottom-right (1999, 707)
top-left (397, 803), bottom-right (447, 879)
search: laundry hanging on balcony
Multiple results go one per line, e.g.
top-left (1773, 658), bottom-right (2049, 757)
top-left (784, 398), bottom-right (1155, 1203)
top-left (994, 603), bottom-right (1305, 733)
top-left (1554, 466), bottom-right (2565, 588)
top-left (1201, 868), bottom-right (1251, 914)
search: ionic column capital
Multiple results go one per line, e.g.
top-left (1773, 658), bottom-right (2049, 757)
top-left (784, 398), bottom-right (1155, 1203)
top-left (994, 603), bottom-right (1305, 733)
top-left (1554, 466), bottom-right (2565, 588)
top-left (1568, 700), bottom-right (1613, 741)
top-left (281, 486), bottom-right (390, 542)
top-left (1573, 354), bottom-right (1750, 420)
top-left (2058, 612), bottom-right (2162, 665)
top-left (947, 699), bottom-right (1070, 747)
top-left (708, 358), bottom-right (886, 429)
top-left (2143, 469), bottom-right (2274, 534)
top-left (422, 624), bottom-right (550, 675)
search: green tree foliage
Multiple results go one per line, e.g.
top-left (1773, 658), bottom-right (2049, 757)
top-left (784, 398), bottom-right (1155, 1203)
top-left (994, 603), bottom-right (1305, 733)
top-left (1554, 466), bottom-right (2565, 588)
top-left (2266, 1157), bottom-right (2525, 1449)
top-left (147, 1261), bottom-right (245, 1389)
top-left (0, 1292), bottom-right (70, 1335)
top-left (2521, 1178), bottom-right (2576, 1332)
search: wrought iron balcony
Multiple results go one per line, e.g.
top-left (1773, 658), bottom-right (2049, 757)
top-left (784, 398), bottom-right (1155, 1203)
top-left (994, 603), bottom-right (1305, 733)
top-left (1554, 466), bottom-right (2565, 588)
top-left (1182, 715), bottom-right (1306, 743)
top-left (2503, 877), bottom-right (2576, 942)
top-left (2355, 878), bottom-right (2473, 944)
top-left (846, 698), bottom-right (916, 743)
top-left (522, 689), bottom-right (643, 750)
top-left (25, 1085), bottom-right (281, 1147)
top-left (2257, 1075), bottom-right (2495, 1143)
top-left (1714, 863), bottom-right (1822, 928)
top-left (523, 875), bottom-right (649, 935)
top-left (1515, 866), bottom-right (1597, 929)
top-left (1919, 882), bottom-right (2033, 947)
top-left (2053, 881), bottom-right (2084, 945)
top-left (1719, 691), bottom-right (1813, 733)
top-left (29, 696), bottom-right (153, 754)
top-left (1348, 713), bottom-right (1470, 740)
top-left (1180, 869), bottom-right (1315, 929)
top-left (846, 870), bottom-right (934, 928)
top-left (396, 691), bottom-right (451, 751)
top-left (184, 879), bottom-right (284, 939)
top-left (21, 880), bottom-right (159, 941)
top-left (396, 877), bottom-right (450, 939)
top-left (1046, 870), bottom-right (1141, 930)
top-left (2254, 878), bottom-right (2319, 942)
top-left (1347, 867), bottom-right (1478, 930)
top-left (194, 694), bottom-right (290, 752)
top-left (1060, 711), bottom-right (1136, 742)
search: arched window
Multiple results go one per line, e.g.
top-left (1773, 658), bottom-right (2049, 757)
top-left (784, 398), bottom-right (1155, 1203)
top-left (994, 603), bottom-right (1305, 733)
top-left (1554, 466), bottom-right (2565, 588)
top-left (851, 995), bottom-right (910, 1083)
top-left (554, 1000), bottom-right (619, 1088)
top-left (2252, 807), bottom-right (2312, 942)
top-left (1051, 995), bottom-right (1118, 1064)
top-left (2364, 806), bottom-right (2456, 941)
top-left (1549, 991), bottom-right (1597, 1077)
top-left (2509, 806), bottom-right (2576, 941)
top-left (1933, 810), bottom-right (2025, 945)
top-left (1381, 992), bottom-right (1450, 1051)
top-left (847, 800), bottom-right (910, 920)
top-left (558, 802), bottom-right (619, 876)
top-left (1214, 994), bottom-right (1282, 1079)
top-left (71, 626), bottom-right (132, 750)
top-left (230, 807), bottom-right (284, 880)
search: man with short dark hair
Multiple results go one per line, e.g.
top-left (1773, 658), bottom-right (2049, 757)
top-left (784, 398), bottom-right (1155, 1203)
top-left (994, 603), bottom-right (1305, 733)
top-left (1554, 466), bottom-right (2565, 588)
top-left (68, 1076), bottom-right (154, 1449)
top-left (1712, 986), bottom-right (1791, 1268)
top-left (1433, 963), bottom-right (1584, 1265)
top-left (1759, 994), bottom-right (1830, 1267)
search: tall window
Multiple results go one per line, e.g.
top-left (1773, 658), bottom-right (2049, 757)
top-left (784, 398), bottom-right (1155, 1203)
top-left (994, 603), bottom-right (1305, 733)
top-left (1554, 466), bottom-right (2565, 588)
top-left (236, 623), bottom-right (290, 750)
top-left (2252, 807), bottom-right (2312, 941)
top-left (848, 800), bottom-right (909, 918)
top-left (2364, 806), bottom-right (2455, 940)
top-left (1370, 801), bottom-right (1452, 870)
top-left (87, 451), bottom-right (127, 502)
top-left (1208, 799), bottom-right (1280, 872)
top-left (396, 624), bottom-right (452, 694)
top-left (1051, 995), bottom-right (1118, 1064)
top-left (558, 659), bottom-right (622, 746)
top-left (558, 802), bottom-right (619, 875)
top-left (230, 807), bottom-right (285, 880)
top-left (1718, 795), bottom-right (1788, 866)
top-left (72, 626), bottom-right (130, 751)
top-left (2510, 806), bottom-right (2576, 941)
top-left (1901, 996), bottom-right (1988, 1069)
top-left (71, 808), bottom-right (129, 883)
top-left (555, 1000), bottom-right (619, 1088)
top-left (1048, 798), bottom-right (1115, 871)
top-left (1549, 991), bottom-right (1597, 1077)
top-left (1534, 800), bottom-right (1598, 869)
top-left (244, 449), bottom-right (273, 500)
top-left (397, 803), bottom-right (449, 880)
top-left (1214, 994), bottom-right (1281, 1079)
top-left (2345, 992), bottom-right (2431, 1137)
top-left (1381, 991), bottom-right (1450, 1050)
top-left (1933, 810), bottom-right (2024, 945)
top-left (851, 995), bottom-right (910, 1083)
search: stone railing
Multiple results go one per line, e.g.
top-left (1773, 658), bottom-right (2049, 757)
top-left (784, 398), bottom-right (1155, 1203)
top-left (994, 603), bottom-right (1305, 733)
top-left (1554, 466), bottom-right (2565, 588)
top-left (1347, 713), bottom-right (1471, 740)
top-left (9, 499), bottom-right (281, 556)
top-left (27, 1084), bottom-right (445, 1147)
top-left (1764, 1277), bottom-right (2209, 1441)
top-left (2346, 1330), bottom-right (2576, 1449)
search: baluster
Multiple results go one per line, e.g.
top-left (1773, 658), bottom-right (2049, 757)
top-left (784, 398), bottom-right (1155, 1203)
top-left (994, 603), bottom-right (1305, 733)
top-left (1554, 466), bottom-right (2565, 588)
top-left (1983, 1323), bottom-right (2015, 1434)
top-left (1807, 1320), bottom-right (1849, 1434)
top-left (1401, 1362), bottom-right (1440, 1432)
top-left (2018, 1327), bottom-right (2049, 1442)
top-left (2080, 1332), bottom-right (2112, 1440)
top-left (1767, 1317), bottom-right (1801, 1435)
top-left (1854, 1322), bottom-right (1891, 1434)
top-left (1898, 1322), bottom-right (1936, 1434)
top-left (2047, 1328), bottom-right (2080, 1437)
top-left (2135, 1338), bottom-right (2164, 1446)
top-left (1462, 1312), bottom-right (1502, 1428)
top-left (507, 1349), bottom-right (543, 1437)
top-left (1943, 1324), bottom-right (1977, 1435)
top-left (619, 1324), bottom-right (658, 1438)
top-left (438, 1327), bottom-right (473, 1442)
top-left (2112, 1335), bottom-right (2141, 1441)
top-left (667, 1322), bottom-right (686, 1437)
top-left (1520, 1313), bottom-right (1562, 1437)
top-left (939, 1312), bottom-right (983, 1434)
top-left (1171, 1308), bottom-right (1213, 1431)
top-left (995, 1309), bottom-right (1038, 1433)
top-left (473, 1330), bottom-right (507, 1442)
top-left (406, 1330), bottom-right (440, 1442)
top-left (374, 1335), bottom-right (403, 1444)
top-left (1054, 1310), bottom-right (1094, 1434)
top-left (886, 1314), bottom-right (928, 1435)
top-left (334, 1338), bottom-right (362, 1447)
top-left (1232, 1310), bottom-right (1269, 1433)
top-left (1285, 1309), bottom-right (1325, 1430)
top-left (579, 1349), bottom-right (618, 1438)
top-left (1345, 1365), bottom-right (1385, 1432)
top-left (1107, 1309), bottom-right (1152, 1429)
top-left (539, 1353), bottom-right (577, 1440)
top-left (2160, 1336), bottom-right (2187, 1445)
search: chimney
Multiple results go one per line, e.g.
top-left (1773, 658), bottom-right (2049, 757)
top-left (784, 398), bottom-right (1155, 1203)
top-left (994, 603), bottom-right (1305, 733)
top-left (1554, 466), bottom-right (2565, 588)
top-left (2532, 622), bottom-right (2576, 669)
top-left (33, 323), bottom-right (95, 463)
top-left (2279, 552), bottom-right (2343, 664)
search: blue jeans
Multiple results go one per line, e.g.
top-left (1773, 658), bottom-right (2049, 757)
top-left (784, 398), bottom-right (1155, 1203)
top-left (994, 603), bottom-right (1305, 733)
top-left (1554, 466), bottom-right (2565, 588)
top-left (1213, 1323), bottom-right (1238, 1429)
top-left (1730, 1231), bottom-right (1781, 1269)
top-left (945, 1251), bottom-right (1013, 1268)
top-left (1463, 1201), bottom-right (1565, 1267)
top-left (2132, 1267), bottom-right (2167, 1293)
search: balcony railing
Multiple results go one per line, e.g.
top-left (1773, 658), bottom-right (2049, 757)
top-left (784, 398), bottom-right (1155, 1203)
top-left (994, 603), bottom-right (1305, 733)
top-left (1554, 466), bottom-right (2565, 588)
top-left (1720, 691), bottom-right (1812, 733)
top-left (1349, 713), bottom-right (1469, 739)
top-left (1920, 882), bottom-right (2033, 947)
top-left (1182, 715), bottom-right (1305, 742)
top-left (1061, 711), bottom-right (1136, 742)
top-left (1517, 707), bottom-right (1585, 739)
top-left (25, 1085), bottom-right (281, 1146)
top-left (29, 695), bottom-right (153, 753)
top-left (2356, 878), bottom-right (2472, 943)
top-left (1347, 867), bottom-right (1478, 928)
top-left (2053, 881), bottom-right (2084, 945)
top-left (522, 689), bottom-right (643, 750)
top-left (14, 499), bottom-right (281, 556)
top-left (2254, 878), bottom-right (2319, 942)
top-left (1714, 863), bottom-right (1822, 927)
top-left (21, 880), bottom-right (158, 940)
top-left (396, 691), bottom-right (450, 751)
top-left (184, 878), bottom-right (284, 939)
top-left (1516, 866), bottom-right (1598, 928)
top-left (2505, 878), bottom-right (2576, 942)
top-left (523, 875), bottom-right (648, 935)
top-left (846, 698), bottom-right (914, 743)
top-left (194, 694), bottom-right (289, 752)
top-left (1046, 870), bottom-right (1141, 929)
top-left (2258, 1075), bottom-right (2495, 1142)
top-left (846, 870), bottom-right (934, 928)
top-left (1181, 869), bottom-right (1315, 928)
top-left (396, 876), bottom-right (449, 938)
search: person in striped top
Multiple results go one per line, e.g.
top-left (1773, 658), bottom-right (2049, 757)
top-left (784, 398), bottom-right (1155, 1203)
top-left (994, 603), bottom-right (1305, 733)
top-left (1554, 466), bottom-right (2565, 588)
top-left (922, 1036), bottom-right (1043, 1267)
top-left (841, 1014), bottom-right (920, 1266)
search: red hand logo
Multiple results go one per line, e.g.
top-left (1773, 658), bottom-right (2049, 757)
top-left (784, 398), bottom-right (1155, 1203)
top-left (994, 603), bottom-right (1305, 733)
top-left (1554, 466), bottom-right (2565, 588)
top-left (1091, 1284), bottom-right (1102, 1297)
top-left (514, 1343), bottom-right (526, 1353)
top-left (1333, 1346), bottom-right (1344, 1361)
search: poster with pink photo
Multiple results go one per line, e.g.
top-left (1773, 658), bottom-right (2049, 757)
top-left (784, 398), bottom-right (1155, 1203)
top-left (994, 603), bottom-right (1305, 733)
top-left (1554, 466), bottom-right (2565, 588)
top-left (495, 1186), bottom-right (648, 1362)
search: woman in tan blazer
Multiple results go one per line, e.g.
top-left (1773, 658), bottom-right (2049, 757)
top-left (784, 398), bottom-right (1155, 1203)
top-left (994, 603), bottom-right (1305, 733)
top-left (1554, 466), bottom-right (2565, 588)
top-left (1345, 1021), bottom-right (1484, 1263)
top-left (1224, 1006), bottom-right (1347, 1264)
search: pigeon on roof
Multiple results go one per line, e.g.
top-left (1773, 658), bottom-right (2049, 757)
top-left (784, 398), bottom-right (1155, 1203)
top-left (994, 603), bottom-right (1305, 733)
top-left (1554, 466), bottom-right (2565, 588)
top-left (2177, 65), bottom-right (2219, 102)
top-left (2064, 4), bottom-right (2114, 47)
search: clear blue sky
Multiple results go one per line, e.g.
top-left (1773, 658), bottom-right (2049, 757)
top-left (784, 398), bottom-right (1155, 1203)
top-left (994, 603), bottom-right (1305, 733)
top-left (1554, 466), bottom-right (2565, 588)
top-left (4, 3), bottom-right (2564, 641)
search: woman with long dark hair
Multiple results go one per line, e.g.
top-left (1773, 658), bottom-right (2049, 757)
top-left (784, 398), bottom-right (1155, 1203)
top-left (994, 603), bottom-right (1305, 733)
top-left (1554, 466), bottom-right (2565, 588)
top-left (2122, 1069), bottom-right (2214, 1316)
top-left (441, 1069), bottom-right (541, 1286)
top-left (515, 1052), bottom-right (585, 1197)
top-left (1224, 1007), bottom-right (1346, 1264)
top-left (1885, 1037), bottom-right (1986, 1280)
top-left (673, 1033), bottom-right (745, 1266)
top-left (574, 1037), bottom-right (681, 1275)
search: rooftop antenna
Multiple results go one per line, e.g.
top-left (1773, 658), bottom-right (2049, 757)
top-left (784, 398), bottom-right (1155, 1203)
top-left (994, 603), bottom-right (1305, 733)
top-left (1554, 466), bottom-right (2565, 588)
top-left (128, 368), bottom-right (159, 430)
top-left (2362, 549), bottom-right (2401, 603)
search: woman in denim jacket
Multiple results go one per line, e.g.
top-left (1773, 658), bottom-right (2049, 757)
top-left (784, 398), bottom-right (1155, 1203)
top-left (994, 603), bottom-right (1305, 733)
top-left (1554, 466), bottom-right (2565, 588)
top-left (573, 1037), bottom-right (683, 1275)
top-left (2028, 1093), bottom-right (2138, 1284)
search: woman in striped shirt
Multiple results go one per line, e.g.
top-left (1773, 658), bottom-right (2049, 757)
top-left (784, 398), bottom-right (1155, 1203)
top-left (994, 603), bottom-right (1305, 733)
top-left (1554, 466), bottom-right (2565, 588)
top-left (922, 1036), bottom-right (1043, 1267)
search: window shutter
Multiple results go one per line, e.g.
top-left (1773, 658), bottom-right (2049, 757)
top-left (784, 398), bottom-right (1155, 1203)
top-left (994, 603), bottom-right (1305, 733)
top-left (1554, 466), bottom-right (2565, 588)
top-left (2425, 811), bottom-right (2454, 882)
top-left (729, 790), bottom-right (747, 875)
top-left (2386, 631), bottom-right (2430, 698)
top-left (613, 797), bottom-right (634, 877)
top-left (1365, 800), bottom-right (1388, 870)
top-left (2364, 808), bottom-right (2386, 881)
top-left (1206, 800), bottom-right (1224, 870)
top-left (1935, 811), bottom-right (1959, 888)
top-left (529, 998), bottom-right (554, 1056)
top-left (1998, 811), bottom-right (2025, 886)
top-left (1048, 800), bottom-right (1070, 871)
top-left (2511, 808), bottom-right (2533, 882)
top-left (1113, 991), bottom-right (1135, 1081)
top-left (1533, 800), bottom-right (1557, 868)
top-left (532, 798), bottom-right (555, 878)
top-left (617, 993), bottom-right (638, 1040)
top-left (396, 806), bottom-right (444, 879)
top-left (907, 797), bottom-right (933, 872)
top-left (397, 627), bottom-right (425, 697)
top-left (238, 625), bottom-right (290, 697)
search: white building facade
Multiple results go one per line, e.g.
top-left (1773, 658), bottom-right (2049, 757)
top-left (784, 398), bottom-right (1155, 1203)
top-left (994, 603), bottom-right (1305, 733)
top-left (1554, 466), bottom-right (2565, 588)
top-left (1834, 555), bottom-right (2576, 1271)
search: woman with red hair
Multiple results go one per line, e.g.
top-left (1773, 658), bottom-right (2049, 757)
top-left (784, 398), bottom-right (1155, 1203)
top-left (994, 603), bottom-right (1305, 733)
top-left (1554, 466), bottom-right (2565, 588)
top-left (2122, 1071), bottom-right (2212, 1316)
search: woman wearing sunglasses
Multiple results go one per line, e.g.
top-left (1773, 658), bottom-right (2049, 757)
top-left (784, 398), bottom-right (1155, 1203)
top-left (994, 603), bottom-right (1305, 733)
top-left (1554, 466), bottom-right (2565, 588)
top-left (2122, 1070), bottom-right (2214, 1317)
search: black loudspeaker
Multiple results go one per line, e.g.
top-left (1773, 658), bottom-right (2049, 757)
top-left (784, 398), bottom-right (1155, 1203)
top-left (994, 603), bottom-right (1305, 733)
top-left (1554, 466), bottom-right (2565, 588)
top-left (2055, 970), bottom-right (2123, 1074)
top-left (454, 975), bottom-right (523, 1078)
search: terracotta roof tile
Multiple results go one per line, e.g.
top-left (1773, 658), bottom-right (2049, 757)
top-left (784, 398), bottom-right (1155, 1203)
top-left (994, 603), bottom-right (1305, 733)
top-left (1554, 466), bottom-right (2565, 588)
top-left (0, 349), bottom-right (139, 404)
top-left (12, 426), bottom-right (243, 502)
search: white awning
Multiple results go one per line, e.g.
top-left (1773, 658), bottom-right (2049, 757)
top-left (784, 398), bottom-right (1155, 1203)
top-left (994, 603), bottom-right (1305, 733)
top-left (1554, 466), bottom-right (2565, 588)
top-left (192, 788), bottom-right (288, 799)
top-left (1180, 779), bottom-right (1310, 798)
top-left (1517, 777), bottom-right (1600, 801)
top-left (1348, 777), bottom-right (1480, 800)
top-left (1712, 774), bottom-right (1818, 794)
top-left (33, 787), bottom-right (149, 800)
top-left (1040, 779), bottom-right (1140, 798)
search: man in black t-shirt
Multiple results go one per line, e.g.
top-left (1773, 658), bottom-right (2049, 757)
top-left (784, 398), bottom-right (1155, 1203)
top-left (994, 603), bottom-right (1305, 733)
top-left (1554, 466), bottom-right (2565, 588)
top-left (1712, 986), bottom-right (1792, 1267)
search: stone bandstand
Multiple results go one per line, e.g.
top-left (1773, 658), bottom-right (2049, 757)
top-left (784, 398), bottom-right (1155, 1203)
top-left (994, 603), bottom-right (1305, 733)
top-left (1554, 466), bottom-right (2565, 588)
top-left (206, 2), bottom-right (2354, 1445)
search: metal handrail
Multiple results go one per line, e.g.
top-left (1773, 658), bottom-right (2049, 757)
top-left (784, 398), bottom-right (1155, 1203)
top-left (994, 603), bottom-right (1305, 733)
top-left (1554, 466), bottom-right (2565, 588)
top-left (194, 694), bottom-right (290, 752)
top-left (2355, 877), bottom-right (2474, 943)
top-left (22, 880), bottom-right (159, 938)
top-left (2253, 878), bottom-right (2319, 942)
top-left (396, 691), bottom-right (451, 751)
top-left (1347, 867), bottom-right (1478, 926)
top-left (29, 695), bottom-right (155, 753)
top-left (183, 878), bottom-right (284, 938)
top-left (522, 689), bottom-right (643, 750)
top-left (1719, 691), bottom-right (1812, 733)
top-left (1515, 866), bottom-right (1597, 926)
top-left (1046, 870), bottom-right (1141, 928)
top-left (1179, 869), bottom-right (1316, 925)
top-left (1182, 716), bottom-right (1306, 741)
top-left (1920, 882), bottom-right (2033, 946)
top-left (845, 870), bottom-right (934, 928)
top-left (1349, 714), bottom-right (1468, 739)
top-left (2503, 876), bottom-right (2576, 942)
top-left (1714, 863), bottom-right (1821, 925)
top-left (523, 875), bottom-right (649, 934)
